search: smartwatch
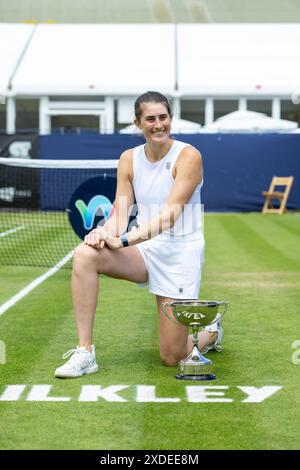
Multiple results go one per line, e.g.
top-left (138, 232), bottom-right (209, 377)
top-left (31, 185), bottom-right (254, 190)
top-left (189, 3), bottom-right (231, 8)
top-left (120, 234), bottom-right (129, 247)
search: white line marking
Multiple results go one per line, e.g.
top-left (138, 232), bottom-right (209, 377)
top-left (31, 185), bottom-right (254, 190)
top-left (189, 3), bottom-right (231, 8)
top-left (0, 250), bottom-right (74, 316)
top-left (0, 225), bottom-right (26, 238)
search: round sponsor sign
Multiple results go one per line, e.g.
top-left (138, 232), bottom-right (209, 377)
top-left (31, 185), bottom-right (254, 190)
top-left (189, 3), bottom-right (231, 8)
top-left (68, 176), bottom-right (114, 240)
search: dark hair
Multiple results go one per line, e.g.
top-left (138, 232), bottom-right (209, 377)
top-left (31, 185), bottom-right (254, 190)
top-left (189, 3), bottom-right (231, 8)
top-left (134, 91), bottom-right (172, 122)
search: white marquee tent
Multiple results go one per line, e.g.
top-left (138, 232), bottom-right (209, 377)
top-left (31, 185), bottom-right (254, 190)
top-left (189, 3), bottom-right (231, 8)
top-left (177, 24), bottom-right (300, 96)
top-left (0, 23), bottom-right (34, 96)
top-left (1, 23), bottom-right (300, 133)
top-left (11, 24), bottom-right (175, 95)
top-left (200, 110), bottom-right (298, 133)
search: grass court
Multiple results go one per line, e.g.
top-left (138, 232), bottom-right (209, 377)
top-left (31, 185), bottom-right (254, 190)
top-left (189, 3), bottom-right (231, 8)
top-left (0, 213), bottom-right (299, 449)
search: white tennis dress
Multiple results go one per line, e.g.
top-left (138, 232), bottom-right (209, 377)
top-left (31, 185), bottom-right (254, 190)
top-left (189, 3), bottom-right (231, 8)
top-left (132, 139), bottom-right (205, 299)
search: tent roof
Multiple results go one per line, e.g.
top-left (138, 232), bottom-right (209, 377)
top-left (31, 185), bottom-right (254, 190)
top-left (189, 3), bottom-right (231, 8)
top-left (215, 110), bottom-right (268, 120)
top-left (0, 23), bottom-right (34, 95)
top-left (12, 24), bottom-right (175, 95)
top-left (2, 23), bottom-right (300, 98)
top-left (177, 24), bottom-right (300, 95)
top-left (201, 110), bottom-right (298, 132)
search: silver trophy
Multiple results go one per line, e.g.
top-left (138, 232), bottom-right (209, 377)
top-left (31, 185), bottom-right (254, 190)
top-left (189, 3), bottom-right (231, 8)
top-left (162, 300), bottom-right (228, 381)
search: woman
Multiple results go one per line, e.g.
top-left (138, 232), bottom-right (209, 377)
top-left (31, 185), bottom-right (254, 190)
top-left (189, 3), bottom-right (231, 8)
top-left (55, 91), bottom-right (223, 378)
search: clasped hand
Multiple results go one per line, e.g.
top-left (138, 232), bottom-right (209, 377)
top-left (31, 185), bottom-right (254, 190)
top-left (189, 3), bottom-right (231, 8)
top-left (84, 228), bottom-right (122, 250)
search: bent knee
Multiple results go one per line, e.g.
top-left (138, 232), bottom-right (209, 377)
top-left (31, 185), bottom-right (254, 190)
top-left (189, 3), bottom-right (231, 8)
top-left (73, 243), bottom-right (111, 274)
top-left (74, 243), bottom-right (97, 261)
top-left (73, 243), bottom-right (101, 269)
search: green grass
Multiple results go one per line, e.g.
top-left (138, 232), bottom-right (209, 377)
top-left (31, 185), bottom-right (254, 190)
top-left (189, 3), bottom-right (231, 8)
top-left (0, 213), bottom-right (300, 449)
top-left (0, 0), bottom-right (299, 23)
top-left (0, 211), bottom-right (79, 268)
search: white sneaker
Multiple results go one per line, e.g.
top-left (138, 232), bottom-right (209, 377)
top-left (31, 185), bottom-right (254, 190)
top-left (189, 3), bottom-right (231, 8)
top-left (55, 345), bottom-right (99, 378)
top-left (202, 314), bottom-right (223, 354)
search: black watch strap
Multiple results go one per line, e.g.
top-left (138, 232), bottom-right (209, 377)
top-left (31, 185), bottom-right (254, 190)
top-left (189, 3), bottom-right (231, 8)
top-left (120, 235), bottom-right (129, 247)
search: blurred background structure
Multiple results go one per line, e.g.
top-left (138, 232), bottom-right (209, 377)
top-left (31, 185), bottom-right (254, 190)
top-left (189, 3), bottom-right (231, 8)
top-left (0, 0), bottom-right (300, 133)
top-left (0, 0), bottom-right (299, 214)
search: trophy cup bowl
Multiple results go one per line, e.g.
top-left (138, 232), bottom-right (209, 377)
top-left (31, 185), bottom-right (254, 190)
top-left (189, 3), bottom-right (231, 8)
top-left (162, 300), bottom-right (228, 381)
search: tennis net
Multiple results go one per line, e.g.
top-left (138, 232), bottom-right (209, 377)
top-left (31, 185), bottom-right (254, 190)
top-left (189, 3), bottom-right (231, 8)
top-left (0, 158), bottom-right (118, 268)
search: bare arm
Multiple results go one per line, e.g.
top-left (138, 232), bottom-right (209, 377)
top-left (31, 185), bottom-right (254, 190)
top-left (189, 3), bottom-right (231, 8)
top-left (84, 149), bottom-right (134, 248)
top-left (126, 146), bottom-right (202, 245)
top-left (103, 149), bottom-right (135, 236)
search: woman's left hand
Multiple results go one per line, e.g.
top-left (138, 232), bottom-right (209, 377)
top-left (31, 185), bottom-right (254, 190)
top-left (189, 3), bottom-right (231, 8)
top-left (84, 230), bottom-right (122, 250)
top-left (103, 236), bottom-right (123, 250)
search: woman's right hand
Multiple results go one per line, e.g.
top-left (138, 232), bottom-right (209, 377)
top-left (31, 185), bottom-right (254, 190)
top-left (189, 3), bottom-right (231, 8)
top-left (84, 227), bottom-right (107, 249)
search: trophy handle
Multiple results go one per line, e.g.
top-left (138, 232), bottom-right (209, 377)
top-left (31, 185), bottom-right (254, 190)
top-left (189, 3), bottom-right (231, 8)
top-left (161, 301), bottom-right (180, 326)
top-left (219, 301), bottom-right (229, 318)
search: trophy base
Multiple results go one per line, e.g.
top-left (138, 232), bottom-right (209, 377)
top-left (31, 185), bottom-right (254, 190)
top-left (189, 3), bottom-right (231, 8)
top-left (176, 350), bottom-right (216, 381)
top-left (175, 373), bottom-right (217, 381)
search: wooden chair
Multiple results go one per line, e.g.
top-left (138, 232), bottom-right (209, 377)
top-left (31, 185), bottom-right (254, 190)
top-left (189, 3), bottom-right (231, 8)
top-left (262, 176), bottom-right (294, 214)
